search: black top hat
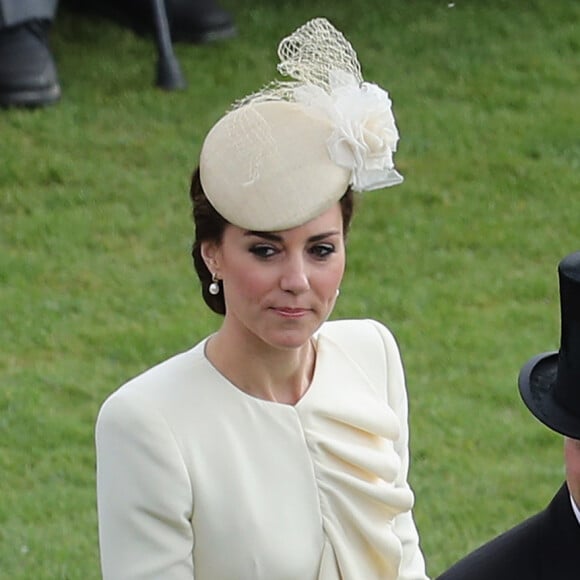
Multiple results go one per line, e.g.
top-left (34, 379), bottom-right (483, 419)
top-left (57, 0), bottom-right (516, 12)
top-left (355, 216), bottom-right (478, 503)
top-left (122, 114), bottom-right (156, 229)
top-left (518, 251), bottom-right (580, 439)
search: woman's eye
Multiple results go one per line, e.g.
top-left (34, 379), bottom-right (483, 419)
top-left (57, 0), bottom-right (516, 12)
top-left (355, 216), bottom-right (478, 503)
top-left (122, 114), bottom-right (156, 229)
top-left (249, 245), bottom-right (277, 258)
top-left (310, 244), bottom-right (335, 259)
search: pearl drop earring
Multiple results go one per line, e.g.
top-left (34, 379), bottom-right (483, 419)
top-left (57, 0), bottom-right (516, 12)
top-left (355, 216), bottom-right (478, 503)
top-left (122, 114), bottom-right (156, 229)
top-left (209, 273), bottom-right (220, 296)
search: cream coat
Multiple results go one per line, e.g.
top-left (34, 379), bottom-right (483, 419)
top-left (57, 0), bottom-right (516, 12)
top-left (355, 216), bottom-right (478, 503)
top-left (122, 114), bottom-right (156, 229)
top-left (96, 319), bottom-right (429, 579)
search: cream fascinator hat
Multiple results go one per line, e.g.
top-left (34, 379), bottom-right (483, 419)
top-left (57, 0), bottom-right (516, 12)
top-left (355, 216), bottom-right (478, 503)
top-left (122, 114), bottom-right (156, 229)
top-left (199, 18), bottom-right (403, 231)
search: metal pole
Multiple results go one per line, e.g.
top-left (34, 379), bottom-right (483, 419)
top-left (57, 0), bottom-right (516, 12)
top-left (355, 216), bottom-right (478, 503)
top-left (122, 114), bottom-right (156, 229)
top-left (150, 0), bottom-right (186, 90)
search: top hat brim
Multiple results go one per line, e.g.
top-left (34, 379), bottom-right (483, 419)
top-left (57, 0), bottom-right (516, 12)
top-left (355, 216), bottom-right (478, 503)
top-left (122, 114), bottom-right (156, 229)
top-left (518, 351), bottom-right (580, 439)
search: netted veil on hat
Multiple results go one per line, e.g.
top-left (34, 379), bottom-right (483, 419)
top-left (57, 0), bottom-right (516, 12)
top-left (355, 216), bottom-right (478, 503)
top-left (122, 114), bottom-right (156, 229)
top-left (200, 17), bottom-right (403, 231)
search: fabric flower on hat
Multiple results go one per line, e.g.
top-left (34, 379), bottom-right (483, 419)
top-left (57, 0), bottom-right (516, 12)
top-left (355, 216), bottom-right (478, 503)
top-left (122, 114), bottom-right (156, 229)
top-left (294, 70), bottom-right (403, 191)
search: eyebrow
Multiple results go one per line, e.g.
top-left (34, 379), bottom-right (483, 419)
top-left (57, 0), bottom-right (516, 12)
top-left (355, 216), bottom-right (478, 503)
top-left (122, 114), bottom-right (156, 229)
top-left (244, 230), bottom-right (341, 243)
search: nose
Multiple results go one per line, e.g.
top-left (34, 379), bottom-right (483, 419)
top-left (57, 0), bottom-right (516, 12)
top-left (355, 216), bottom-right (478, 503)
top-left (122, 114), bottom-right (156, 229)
top-left (280, 255), bottom-right (310, 294)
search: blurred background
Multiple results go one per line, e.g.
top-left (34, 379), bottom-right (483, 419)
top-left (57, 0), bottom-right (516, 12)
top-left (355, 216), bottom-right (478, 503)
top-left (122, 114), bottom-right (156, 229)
top-left (1, 0), bottom-right (579, 577)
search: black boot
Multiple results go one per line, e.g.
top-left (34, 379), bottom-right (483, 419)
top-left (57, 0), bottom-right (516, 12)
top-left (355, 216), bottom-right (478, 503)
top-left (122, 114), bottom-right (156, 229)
top-left (0, 20), bottom-right (61, 108)
top-left (67, 0), bottom-right (236, 44)
top-left (168, 0), bottom-right (236, 43)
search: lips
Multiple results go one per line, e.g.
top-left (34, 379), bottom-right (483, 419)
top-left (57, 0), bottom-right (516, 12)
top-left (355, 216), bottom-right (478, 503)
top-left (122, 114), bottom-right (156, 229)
top-left (272, 307), bottom-right (311, 318)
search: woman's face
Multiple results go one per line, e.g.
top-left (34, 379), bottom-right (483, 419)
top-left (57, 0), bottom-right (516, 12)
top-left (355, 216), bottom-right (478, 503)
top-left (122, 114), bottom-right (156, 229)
top-left (202, 203), bottom-right (346, 351)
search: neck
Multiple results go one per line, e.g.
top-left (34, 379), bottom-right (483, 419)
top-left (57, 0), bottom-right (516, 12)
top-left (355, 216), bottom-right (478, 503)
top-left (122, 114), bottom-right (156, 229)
top-left (205, 328), bottom-right (316, 405)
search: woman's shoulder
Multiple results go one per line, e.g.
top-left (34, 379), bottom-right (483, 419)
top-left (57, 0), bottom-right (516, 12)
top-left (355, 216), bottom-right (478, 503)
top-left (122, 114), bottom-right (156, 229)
top-left (98, 338), bottom-right (212, 416)
top-left (319, 318), bottom-right (399, 352)
top-left (317, 319), bottom-right (405, 404)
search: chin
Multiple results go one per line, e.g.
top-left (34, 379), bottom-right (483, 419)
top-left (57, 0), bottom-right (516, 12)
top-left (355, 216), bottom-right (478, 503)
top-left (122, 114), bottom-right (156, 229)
top-left (266, 328), bottom-right (315, 350)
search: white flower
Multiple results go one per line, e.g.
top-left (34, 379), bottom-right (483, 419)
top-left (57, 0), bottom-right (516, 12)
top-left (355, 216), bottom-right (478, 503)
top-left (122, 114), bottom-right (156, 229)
top-left (293, 70), bottom-right (403, 191)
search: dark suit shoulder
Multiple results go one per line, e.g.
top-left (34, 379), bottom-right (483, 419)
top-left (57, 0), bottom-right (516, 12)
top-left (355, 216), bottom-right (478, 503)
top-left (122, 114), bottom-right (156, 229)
top-left (542, 483), bottom-right (580, 578)
top-left (437, 509), bottom-right (547, 580)
top-left (438, 483), bottom-right (579, 580)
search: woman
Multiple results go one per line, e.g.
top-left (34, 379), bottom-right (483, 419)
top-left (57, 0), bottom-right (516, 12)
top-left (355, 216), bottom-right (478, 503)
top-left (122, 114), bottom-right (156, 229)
top-left (96, 17), bottom-right (429, 580)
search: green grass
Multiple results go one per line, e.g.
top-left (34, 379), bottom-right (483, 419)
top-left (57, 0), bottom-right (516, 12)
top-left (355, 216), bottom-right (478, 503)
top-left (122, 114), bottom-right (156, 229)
top-left (1, 0), bottom-right (580, 577)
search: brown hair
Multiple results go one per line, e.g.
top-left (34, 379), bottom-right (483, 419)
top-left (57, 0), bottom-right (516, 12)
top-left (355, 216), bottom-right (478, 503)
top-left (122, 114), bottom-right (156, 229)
top-left (190, 167), bottom-right (355, 315)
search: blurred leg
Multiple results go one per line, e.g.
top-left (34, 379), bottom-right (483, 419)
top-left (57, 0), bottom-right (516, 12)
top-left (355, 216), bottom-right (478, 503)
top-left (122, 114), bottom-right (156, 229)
top-left (68, 0), bottom-right (236, 44)
top-left (0, 0), bottom-right (58, 26)
top-left (168, 0), bottom-right (236, 43)
top-left (0, 0), bottom-right (60, 107)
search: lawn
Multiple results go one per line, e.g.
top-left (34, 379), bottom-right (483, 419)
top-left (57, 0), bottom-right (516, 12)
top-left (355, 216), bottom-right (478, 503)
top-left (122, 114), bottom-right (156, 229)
top-left (1, 0), bottom-right (579, 577)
